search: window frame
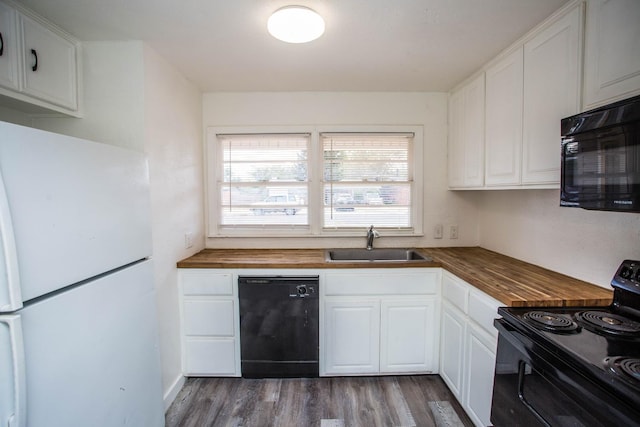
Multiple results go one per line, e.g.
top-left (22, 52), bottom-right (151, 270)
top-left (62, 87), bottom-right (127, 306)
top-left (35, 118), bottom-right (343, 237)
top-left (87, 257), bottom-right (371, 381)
top-left (206, 125), bottom-right (424, 238)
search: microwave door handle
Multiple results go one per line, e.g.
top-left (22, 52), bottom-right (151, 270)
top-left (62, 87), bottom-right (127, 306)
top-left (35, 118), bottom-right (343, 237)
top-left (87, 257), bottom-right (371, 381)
top-left (0, 169), bottom-right (22, 312)
top-left (0, 315), bottom-right (26, 427)
top-left (517, 361), bottom-right (552, 427)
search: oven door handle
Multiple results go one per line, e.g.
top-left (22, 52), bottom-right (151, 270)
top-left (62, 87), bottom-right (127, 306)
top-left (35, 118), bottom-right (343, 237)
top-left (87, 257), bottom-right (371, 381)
top-left (517, 360), bottom-right (552, 427)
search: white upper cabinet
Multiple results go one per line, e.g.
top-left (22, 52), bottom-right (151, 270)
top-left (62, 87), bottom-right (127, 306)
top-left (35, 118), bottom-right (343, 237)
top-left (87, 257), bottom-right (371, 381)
top-left (0, 0), bottom-right (80, 116)
top-left (449, 1), bottom-right (584, 189)
top-left (583, 0), bottom-right (640, 110)
top-left (0, 2), bottom-right (19, 91)
top-left (448, 73), bottom-right (485, 188)
top-left (485, 47), bottom-right (524, 187)
top-left (19, 13), bottom-right (78, 110)
top-left (448, 88), bottom-right (465, 188)
top-left (522, 4), bottom-right (583, 184)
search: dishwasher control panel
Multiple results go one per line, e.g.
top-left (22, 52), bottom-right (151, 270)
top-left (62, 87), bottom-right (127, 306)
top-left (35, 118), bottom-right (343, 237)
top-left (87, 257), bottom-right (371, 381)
top-left (290, 283), bottom-right (316, 298)
top-left (238, 275), bottom-right (319, 299)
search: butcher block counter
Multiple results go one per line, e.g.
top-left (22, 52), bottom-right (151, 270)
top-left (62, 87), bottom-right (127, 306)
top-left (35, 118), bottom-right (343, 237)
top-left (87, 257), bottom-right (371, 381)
top-left (177, 246), bottom-right (613, 308)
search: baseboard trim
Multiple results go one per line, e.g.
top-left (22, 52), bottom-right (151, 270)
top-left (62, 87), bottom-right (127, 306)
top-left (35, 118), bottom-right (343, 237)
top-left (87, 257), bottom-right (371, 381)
top-left (164, 374), bottom-right (186, 411)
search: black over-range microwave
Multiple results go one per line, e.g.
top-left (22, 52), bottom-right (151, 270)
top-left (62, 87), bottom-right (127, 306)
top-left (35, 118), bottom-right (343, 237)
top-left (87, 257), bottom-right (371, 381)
top-left (561, 94), bottom-right (640, 213)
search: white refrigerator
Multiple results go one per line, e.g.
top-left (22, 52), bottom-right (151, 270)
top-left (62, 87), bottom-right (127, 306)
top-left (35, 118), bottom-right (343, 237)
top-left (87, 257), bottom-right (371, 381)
top-left (0, 122), bottom-right (164, 427)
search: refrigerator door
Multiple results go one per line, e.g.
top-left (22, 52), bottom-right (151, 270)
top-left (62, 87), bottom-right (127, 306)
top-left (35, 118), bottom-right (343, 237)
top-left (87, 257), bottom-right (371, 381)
top-left (20, 260), bottom-right (163, 427)
top-left (0, 315), bottom-right (26, 427)
top-left (0, 122), bottom-right (152, 305)
top-left (0, 168), bottom-right (21, 312)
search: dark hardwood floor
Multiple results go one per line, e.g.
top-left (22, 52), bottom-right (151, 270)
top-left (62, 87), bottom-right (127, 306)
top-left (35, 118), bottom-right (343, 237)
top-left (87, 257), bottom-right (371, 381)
top-left (165, 375), bottom-right (474, 427)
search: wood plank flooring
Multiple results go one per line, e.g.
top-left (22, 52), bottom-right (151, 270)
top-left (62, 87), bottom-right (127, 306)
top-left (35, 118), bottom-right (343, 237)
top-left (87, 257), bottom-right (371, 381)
top-left (165, 375), bottom-right (474, 427)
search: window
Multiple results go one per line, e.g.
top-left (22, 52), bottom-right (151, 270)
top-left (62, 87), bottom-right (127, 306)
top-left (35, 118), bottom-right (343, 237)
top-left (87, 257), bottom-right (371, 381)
top-left (207, 127), bottom-right (423, 236)
top-left (214, 133), bottom-right (310, 230)
top-left (322, 133), bottom-right (414, 230)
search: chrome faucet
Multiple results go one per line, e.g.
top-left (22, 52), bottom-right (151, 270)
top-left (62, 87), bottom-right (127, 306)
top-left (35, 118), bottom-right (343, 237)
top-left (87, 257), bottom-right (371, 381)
top-left (366, 225), bottom-right (380, 250)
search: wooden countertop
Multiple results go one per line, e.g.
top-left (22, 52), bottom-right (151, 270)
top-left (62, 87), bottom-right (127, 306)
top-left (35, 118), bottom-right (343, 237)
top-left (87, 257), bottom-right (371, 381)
top-left (177, 247), bottom-right (613, 308)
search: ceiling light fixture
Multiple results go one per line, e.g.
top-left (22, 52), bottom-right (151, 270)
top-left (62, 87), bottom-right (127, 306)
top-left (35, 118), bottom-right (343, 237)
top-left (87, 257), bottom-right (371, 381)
top-left (268, 6), bottom-right (325, 43)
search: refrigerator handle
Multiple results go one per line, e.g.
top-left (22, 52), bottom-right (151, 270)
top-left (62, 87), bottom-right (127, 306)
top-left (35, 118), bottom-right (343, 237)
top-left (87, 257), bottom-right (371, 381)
top-left (0, 315), bottom-right (26, 427)
top-left (0, 169), bottom-right (22, 312)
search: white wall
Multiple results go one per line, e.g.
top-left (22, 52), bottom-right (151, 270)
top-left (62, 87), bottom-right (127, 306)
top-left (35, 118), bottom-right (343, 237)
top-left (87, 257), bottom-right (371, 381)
top-left (28, 41), bottom-right (204, 408)
top-left (478, 190), bottom-right (640, 288)
top-left (33, 42), bottom-right (146, 151)
top-left (0, 105), bottom-right (33, 126)
top-left (142, 45), bottom-right (204, 407)
top-left (203, 91), bottom-right (480, 249)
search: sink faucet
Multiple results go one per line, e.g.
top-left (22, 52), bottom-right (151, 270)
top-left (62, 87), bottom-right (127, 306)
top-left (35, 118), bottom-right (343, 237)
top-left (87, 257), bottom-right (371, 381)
top-left (366, 225), bottom-right (380, 250)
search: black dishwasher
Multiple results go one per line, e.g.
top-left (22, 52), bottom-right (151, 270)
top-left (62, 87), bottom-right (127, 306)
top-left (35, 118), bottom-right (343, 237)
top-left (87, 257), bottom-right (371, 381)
top-left (238, 275), bottom-right (319, 378)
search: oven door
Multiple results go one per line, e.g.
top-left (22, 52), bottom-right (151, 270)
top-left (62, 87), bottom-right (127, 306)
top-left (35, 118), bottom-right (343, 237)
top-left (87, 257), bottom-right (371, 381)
top-left (491, 319), bottom-right (636, 427)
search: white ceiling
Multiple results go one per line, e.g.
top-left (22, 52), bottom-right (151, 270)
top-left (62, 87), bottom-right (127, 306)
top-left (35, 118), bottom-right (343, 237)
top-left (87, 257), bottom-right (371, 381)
top-left (15, 0), bottom-right (569, 92)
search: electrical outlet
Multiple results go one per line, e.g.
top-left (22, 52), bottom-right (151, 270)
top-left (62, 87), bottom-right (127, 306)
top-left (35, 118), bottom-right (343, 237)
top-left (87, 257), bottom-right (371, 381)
top-left (434, 224), bottom-right (443, 239)
top-left (450, 225), bottom-right (458, 239)
top-left (184, 232), bottom-right (194, 249)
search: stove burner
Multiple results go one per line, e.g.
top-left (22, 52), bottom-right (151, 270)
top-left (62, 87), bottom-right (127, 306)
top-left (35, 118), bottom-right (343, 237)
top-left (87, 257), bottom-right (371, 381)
top-left (523, 311), bottom-right (580, 333)
top-left (574, 311), bottom-right (640, 337)
top-left (604, 356), bottom-right (640, 388)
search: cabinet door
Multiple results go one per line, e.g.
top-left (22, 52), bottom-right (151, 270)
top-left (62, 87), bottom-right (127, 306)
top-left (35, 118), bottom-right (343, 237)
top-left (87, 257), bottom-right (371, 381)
top-left (439, 302), bottom-right (466, 400)
top-left (449, 74), bottom-right (485, 189)
top-left (462, 74), bottom-right (485, 187)
top-left (463, 322), bottom-right (497, 427)
top-left (323, 300), bottom-right (380, 375)
top-left (19, 13), bottom-right (77, 109)
top-left (448, 88), bottom-right (465, 188)
top-left (380, 298), bottom-right (437, 373)
top-left (522, 5), bottom-right (583, 185)
top-left (485, 48), bottom-right (524, 186)
top-left (583, 0), bottom-right (640, 109)
top-left (0, 2), bottom-right (19, 91)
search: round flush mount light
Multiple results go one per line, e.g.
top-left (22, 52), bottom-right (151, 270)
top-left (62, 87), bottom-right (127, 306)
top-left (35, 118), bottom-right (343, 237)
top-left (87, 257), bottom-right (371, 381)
top-left (268, 6), bottom-right (325, 43)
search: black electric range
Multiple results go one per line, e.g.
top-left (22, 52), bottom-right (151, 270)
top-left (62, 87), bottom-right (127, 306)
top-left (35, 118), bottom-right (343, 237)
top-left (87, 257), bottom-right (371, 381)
top-left (491, 260), bottom-right (640, 427)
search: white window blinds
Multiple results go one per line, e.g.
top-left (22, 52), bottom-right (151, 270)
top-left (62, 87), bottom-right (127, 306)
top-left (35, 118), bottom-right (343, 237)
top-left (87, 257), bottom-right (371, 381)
top-left (321, 133), bottom-right (414, 229)
top-left (217, 133), bottom-right (310, 228)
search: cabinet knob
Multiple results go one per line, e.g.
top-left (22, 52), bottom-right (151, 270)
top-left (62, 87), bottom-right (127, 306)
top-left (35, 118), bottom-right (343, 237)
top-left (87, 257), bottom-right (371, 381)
top-left (30, 49), bottom-right (38, 72)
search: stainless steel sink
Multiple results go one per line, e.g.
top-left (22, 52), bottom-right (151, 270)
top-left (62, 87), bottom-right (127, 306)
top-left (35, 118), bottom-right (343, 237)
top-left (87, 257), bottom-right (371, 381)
top-left (325, 248), bottom-right (431, 262)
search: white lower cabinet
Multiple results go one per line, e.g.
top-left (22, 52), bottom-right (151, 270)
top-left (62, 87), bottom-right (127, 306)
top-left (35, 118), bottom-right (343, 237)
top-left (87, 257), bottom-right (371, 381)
top-left (322, 269), bottom-right (440, 376)
top-left (183, 338), bottom-right (237, 375)
top-left (176, 263), bottom-right (501, 426)
top-left (463, 322), bottom-right (497, 427)
top-left (380, 299), bottom-right (437, 373)
top-left (440, 271), bottom-right (501, 427)
top-left (179, 270), bottom-right (240, 377)
top-left (440, 302), bottom-right (466, 398)
top-left (323, 299), bottom-right (380, 375)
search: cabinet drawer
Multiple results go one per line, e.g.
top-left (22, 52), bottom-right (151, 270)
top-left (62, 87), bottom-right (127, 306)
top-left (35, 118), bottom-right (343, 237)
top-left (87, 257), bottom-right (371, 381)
top-left (325, 270), bottom-right (439, 296)
top-left (183, 337), bottom-right (237, 376)
top-left (442, 272), bottom-right (469, 313)
top-left (468, 290), bottom-right (502, 336)
top-left (183, 299), bottom-right (235, 336)
top-left (181, 271), bottom-right (233, 295)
